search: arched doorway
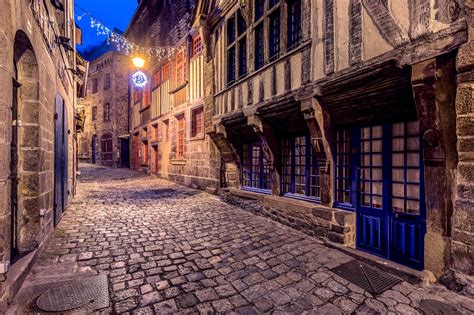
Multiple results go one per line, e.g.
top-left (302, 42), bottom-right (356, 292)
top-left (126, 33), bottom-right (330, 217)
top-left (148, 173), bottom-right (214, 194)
top-left (11, 30), bottom-right (40, 260)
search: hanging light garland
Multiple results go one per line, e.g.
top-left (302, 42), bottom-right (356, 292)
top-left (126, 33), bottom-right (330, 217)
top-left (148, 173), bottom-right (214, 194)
top-left (76, 4), bottom-right (176, 62)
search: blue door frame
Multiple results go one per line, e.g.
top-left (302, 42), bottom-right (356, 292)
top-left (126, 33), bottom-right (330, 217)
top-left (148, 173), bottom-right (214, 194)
top-left (336, 122), bottom-right (426, 270)
top-left (54, 95), bottom-right (68, 226)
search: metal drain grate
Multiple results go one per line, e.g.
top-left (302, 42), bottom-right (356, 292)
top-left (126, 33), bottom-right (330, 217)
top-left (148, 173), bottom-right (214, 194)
top-left (331, 260), bottom-right (401, 295)
top-left (25, 274), bottom-right (109, 313)
top-left (37, 281), bottom-right (100, 312)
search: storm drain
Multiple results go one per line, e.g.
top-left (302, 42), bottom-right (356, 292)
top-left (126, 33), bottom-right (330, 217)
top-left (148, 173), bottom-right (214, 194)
top-left (28, 274), bottom-right (109, 313)
top-left (37, 281), bottom-right (100, 312)
top-left (331, 260), bottom-right (401, 295)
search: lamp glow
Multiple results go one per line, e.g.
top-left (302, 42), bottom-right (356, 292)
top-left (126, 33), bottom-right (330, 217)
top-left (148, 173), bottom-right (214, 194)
top-left (132, 57), bottom-right (145, 68)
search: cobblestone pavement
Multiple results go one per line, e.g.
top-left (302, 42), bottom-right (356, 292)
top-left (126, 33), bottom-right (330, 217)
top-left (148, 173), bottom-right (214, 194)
top-left (17, 164), bottom-right (474, 314)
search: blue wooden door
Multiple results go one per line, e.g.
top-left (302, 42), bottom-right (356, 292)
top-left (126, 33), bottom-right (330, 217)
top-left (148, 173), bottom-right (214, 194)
top-left (357, 125), bottom-right (387, 257)
top-left (356, 122), bottom-right (425, 270)
top-left (54, 95), bottom-right (68, 226)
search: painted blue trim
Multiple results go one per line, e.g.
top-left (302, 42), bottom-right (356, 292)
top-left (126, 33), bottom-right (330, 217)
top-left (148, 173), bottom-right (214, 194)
top-left (282, 192), bottom-right (321, 203)
top-left (241, 187), bottom-right (272, 195)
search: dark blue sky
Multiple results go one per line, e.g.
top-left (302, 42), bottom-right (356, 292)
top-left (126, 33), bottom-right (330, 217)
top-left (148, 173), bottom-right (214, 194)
top-left (75, 0), bottom-right (137, 53)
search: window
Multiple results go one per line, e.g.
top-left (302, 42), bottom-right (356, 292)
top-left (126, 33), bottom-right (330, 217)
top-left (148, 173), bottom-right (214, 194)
top-left (191, 107), bottom-right (204, 137)
top-left (101, 133), bottom-right (113, 161)
top-left (103, 103), bottom-right (110, 121)
top-left (287, 0), bottom-right (302, 49)
top-left (175, 47), bottom-right (186, 85)
top-left (281, 135), bottom-right (321, 200)
top-left (269, 10), bottom-right (281, 60)
top-left (92, 106), bottom-right (97, 121)
top-left (162, 62), bottom-right (171, 81)
top-left (142, 85), bottom-right (151, 107)
top-left (104, 73), bottom-right (111, 90)
top-left (227, 11), bottom-right (247, 85)
top-left (134, 87), bottom-right (142, 103)
top-left (142, 141), bottom-right (148, 165)
top-left (176, 115), bottom-right (185, 158)
top-left (242, 142), bottom-right (272, 191)
top-left (255, 0), bottom-right (265, 21)
top-left (391, 121), bottom-right (422, 215)
top-left (254, 24), bottom-right (264, 70)
top-left (163, 119), bottom-right (169, 142)
top-left (334, 121), bottom-right (423, 213)
top-left (192, 36), bottom-right (203, 57)
top-left (153, 70), bottom-right (161, 88)
top-left (335, 129), bottom-right (354, 208)
top-left (92, 78), bottom-right (98, 93)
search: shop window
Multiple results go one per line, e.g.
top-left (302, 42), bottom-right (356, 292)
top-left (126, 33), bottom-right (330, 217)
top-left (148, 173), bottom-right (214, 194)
top-left (334, 121), bottom-right (423, 214)
top-left (242, 142), bottom-right (272, 191)
top-left (92, 106), bottom-right (97, 121)
top-left (281, 135), bottom-right (321, 201)
top-left (142, 141), bottom-right (148, 165)
top-left (104, 73), bottom-right (111, 90)
top-left (103, 103), bottom-right (110, 122)
top-left (134, 87), bottom-right (142, 103)
top-left (287, 0), bottom-right (302, 49)
top-left (191, 107), bottom-right (204, 138)
top-left (176, 115), bottom-right (185, 158)
top-left (142, 85), bottom-right (151, 107)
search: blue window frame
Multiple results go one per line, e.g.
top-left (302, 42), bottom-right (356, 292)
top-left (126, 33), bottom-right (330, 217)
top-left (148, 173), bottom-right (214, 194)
top-left (287, 0), bottom-right (302, 49)
top-left (254, 24), bottom-right (265, 70)
top-left (334, 128), bottom-right (358, 210)
top-left (281, 135), bottom-right (320, 201)
top-left (242, 142), bottom-right (272, 192)
top-left (269, 9), bottom-right (281, 61)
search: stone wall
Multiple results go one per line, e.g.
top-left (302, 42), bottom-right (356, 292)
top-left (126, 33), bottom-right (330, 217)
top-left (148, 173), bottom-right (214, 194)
top-left (449, 2), bottom-right (474, 292)
top-left (79, 52), bottom-right (129, 167)
top-left (220, 189), bottom-right (355, 247)
top-left (0, 0), bottom-right (76, 309)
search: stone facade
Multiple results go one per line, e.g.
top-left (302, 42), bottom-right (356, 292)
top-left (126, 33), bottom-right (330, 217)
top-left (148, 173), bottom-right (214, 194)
top-left (0, 0), bottom-right (79, 309)
top-left (191, 0), bottom-right (474, 290)
top-left (126, 0), bottom-right (220, 191)
top-left (77, 49), bottom-right (130, 167)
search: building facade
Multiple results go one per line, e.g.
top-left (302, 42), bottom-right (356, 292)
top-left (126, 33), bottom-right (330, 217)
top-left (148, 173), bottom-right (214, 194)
top-left (125, 0), bottom-right (220, 190)
top-left (190, 0), bottom-right (474, 289)
top-left (77, 46), bottom-right (130, 168)
top-left (0, 0), bottom-right (82, 309)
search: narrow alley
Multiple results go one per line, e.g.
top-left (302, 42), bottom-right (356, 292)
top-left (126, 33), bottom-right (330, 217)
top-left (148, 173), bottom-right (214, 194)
top-left (10, 164), bottom-right (474, 314)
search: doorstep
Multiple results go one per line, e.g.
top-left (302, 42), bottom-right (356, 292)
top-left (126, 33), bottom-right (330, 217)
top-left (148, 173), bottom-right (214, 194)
top-left (325, 240), bottom-right (425, 285)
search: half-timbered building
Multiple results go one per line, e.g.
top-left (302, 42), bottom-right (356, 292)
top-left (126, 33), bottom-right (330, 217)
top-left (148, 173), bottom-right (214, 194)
top-left (192, 0), bottom-right (474, 286)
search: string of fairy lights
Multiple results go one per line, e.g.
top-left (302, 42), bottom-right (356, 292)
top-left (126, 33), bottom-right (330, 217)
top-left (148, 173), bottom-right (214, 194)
top-left (75, 3), bottom-right (177, 60)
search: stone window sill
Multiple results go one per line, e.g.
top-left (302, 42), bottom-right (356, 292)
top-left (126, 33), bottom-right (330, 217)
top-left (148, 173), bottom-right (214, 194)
top-left (171, 159), bottom-right (186, 165)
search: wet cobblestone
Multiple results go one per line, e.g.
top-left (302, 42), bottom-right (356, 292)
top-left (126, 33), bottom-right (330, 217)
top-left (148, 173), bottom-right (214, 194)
top-left (27, 164), bottom-right (474, 314)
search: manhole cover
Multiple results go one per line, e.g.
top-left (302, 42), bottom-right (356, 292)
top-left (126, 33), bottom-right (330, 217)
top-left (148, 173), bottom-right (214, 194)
top-left (331, 260), bottom-right (401, 295)
top-left (36, 281), bottom-right (100, 312)
top-left (419, 299), bottom-right (462, 315)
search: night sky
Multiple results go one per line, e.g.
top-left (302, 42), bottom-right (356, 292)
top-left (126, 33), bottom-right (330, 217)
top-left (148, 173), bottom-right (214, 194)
top-left (75, 0), bottom-right (138, 54)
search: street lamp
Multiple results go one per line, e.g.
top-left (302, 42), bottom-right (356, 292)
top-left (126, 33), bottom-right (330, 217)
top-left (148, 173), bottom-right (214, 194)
top-left (132, 57), bottom-right (145, 68)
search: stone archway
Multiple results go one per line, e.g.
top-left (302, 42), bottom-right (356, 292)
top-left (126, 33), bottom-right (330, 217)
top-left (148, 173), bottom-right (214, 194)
top-left (12, 30), bottom-right (41, 257)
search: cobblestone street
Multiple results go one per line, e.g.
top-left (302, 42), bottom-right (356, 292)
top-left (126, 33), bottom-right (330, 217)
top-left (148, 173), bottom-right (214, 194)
top-left (13, 164), bottom-right (474, 314)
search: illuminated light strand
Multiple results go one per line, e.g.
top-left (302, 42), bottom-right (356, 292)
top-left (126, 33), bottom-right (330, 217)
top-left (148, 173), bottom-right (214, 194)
top-left (87, 16), bottom-right (177, 62)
